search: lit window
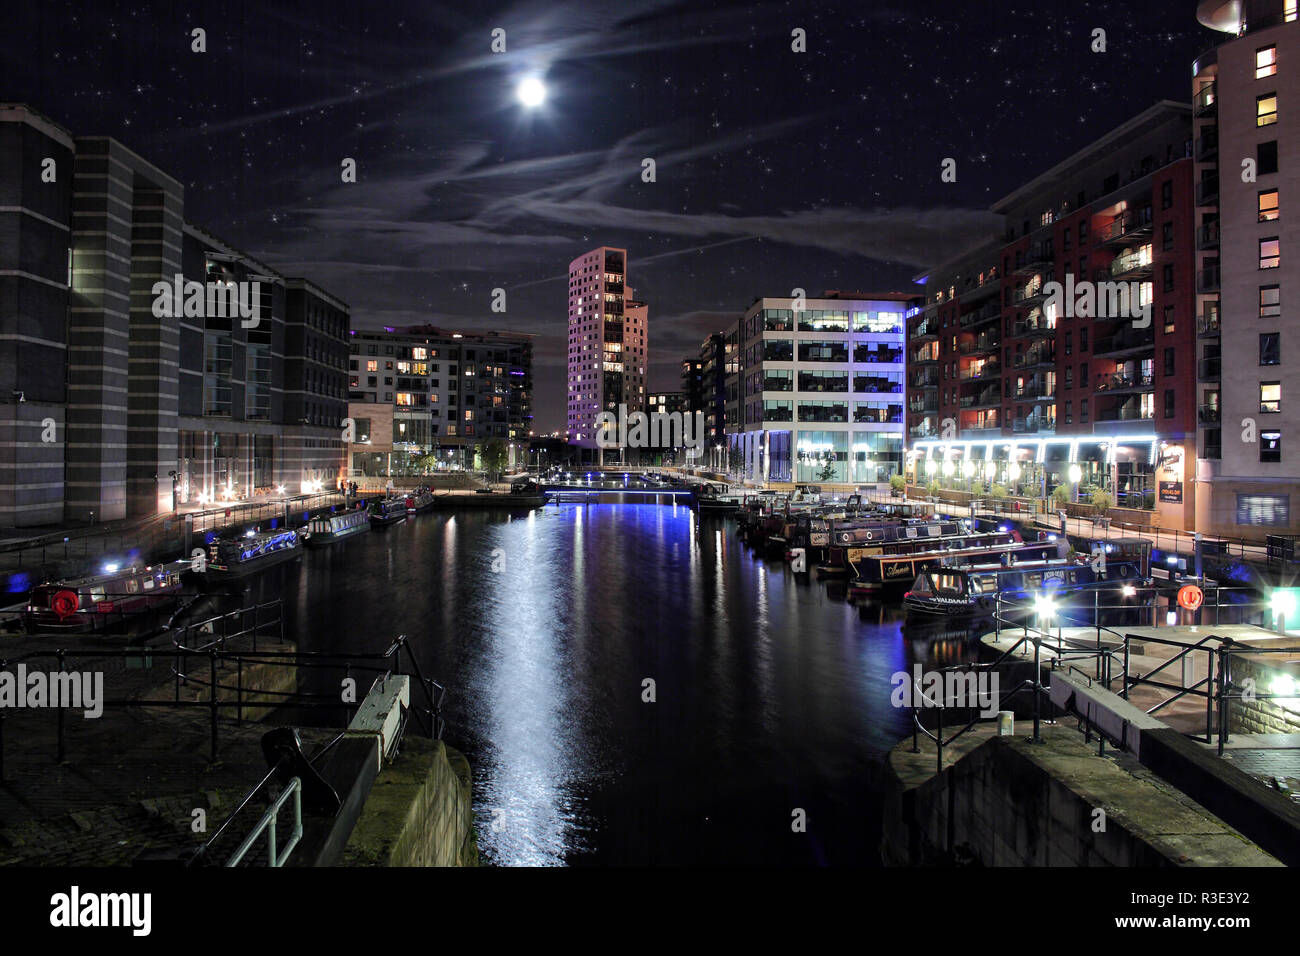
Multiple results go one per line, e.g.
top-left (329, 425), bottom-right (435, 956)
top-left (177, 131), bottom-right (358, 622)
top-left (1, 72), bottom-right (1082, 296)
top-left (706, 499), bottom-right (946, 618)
top-left (1257, 93), bottom-right (1278, 127)
top-left (1262, 431), bottom-right (1282, 463)
top-left (1261, 382), bottom-right (1281, 414)
top-left (396, 392), bottom-right (413, 406)
top-left (366, 360), bottom-right (378, 372)
top-left (1261, 285), bottom-right (1281, 318)
top-left (1260, 238), bottom-right (1281, 269)
top-left (1259, 189), bottom-right (1280, 222)
top-left (1257, 45), bottom-right (1278, 79)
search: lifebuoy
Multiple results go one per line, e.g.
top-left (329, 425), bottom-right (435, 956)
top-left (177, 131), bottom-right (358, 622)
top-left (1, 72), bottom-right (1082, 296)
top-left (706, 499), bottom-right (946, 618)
top-left (51, 589), bottom-right (79, 620)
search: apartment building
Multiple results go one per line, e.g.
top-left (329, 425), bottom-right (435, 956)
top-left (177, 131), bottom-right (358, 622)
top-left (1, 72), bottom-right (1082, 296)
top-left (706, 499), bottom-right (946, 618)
top-left (347, 325), bottom-right (533, 475)
top-left (565, 247), bottom-right (648, 448)
top-left (0, 104), bottom-right (351, 525)
top-left (1194, 0), bottom-right (1300, 536)
top-left (909, 101), bottom-right (1200, 527)
top-left (727, 292), bottom-right (914, 485)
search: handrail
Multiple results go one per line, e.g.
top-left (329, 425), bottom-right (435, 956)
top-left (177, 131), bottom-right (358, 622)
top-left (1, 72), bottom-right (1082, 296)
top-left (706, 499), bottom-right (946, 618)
top-left (225, 777), bottom-right (302, 867)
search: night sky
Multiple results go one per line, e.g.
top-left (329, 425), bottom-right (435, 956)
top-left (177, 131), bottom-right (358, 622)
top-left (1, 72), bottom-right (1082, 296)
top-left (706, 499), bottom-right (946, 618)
top-left (3, 0), bottom-right (1214, 432)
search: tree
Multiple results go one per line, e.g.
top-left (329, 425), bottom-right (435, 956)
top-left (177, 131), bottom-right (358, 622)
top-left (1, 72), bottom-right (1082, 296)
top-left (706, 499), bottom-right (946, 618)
top-left (1091, 487), bottom-right (1114, 515)
top-left (990, 483), bottom-right (1008, 499)
top-left (817, 460), bottom-right (835, 483)
top-left (889, 474), bottom-right (906, 495)
top-left (1051, 483), bottom-right (1072, 509)
top-left (481, 439), bottom-right (509, 482)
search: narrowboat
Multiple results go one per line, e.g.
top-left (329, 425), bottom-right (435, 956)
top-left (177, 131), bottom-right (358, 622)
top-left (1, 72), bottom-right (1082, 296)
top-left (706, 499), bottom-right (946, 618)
top-left (206, 528), bottom-right (302, 580)
top-left (25, 561), bottom-right (189, 633)
top-left (405, 488), bottom-right (436, 514)
top-left (304, 508), bottom-right (370, 547)
top-left (847, 539), bottom-right (1060, 594)
top-left (903, 557), bottom-right (1149, 618)
top-left (368, 497), bottom-right (409, 527)
top-left (816, 521), bottom-right (990, 576)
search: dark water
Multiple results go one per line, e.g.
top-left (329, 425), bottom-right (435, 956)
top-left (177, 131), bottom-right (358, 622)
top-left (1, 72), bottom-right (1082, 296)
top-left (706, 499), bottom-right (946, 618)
top-left (232, 501), bottom-right (980, 865)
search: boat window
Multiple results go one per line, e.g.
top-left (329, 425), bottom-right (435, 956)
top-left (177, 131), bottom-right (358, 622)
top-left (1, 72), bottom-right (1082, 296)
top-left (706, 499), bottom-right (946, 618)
top-left (141, 577), bottom-right (154, 591)
top-left (973, 574), bottom-right (997, 593)
top-left (89, 586), bottom-right (106, 602)
top-left (125, 578), bottom-right (140, 594)
top-left (1023, 572), bottom-right (1042, 587)
top-left (905, 527), bottom-right (916, 538)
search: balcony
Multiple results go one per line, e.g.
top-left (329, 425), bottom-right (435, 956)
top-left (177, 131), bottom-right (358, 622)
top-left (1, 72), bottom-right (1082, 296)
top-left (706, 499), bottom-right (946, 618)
top-left (1194, 81), bottom-right (1217, 117)
top-left (1196, 180), bottom-right (1219, 207)
top-left (909, 422), bottom-right (937, 439)
top-left (1011, 317), bottom-right (1056, 339)
top-left (960, 389), bottom-right (1001, 409)
top-left (910, 350), bottom-right (939, 366)
top-left (1195, 128), bottom-right (1218, 163)
top-left (1013, 417), bottom-right (1056, 434)
top-left (1198, 356), bottom-right (1221, 381)
top-left (1014, 347), bottom-right (1054, 369)
top-left (1097, 207), bottom-right (1153, 246)
top-left (912, 320), bottom-right (938, 339)
top-left (959, 302), bottom-right (1001, 328)
top-left (1107, 251), bottom-right (1154, 280)
top-left (1010, 249), bottom-right (1053, 277)
top-left (910, 373), bottom-right (939, 389)
top-left (1096, 401), bottom-right (1153, 423)
top-left (1011, 283), bottom-right (1051, 307)
top-left (1197, 264), bottom-right (1220, 293)
top-left (1197, 304), bottom-right (1220, 337)
top-left (958, 277), bottom-right (1001, 303)
top-left (1197, 220), bottom-right (1219, 250)
top-left (1197, 404), bottom-right (1221, 425)
top-left (1014, 378), bottom-right (1054, 400)
top-left (1093, 329), bottom-right (1154, 358)
top-left (1096, 371), bottom-right (1155, 394)
top-left (908, 399), bottom-right (939, 414)
top-left (959, 362), bottom-right (1000, 381)
top-left (957, 337), bottom-right (999, 355)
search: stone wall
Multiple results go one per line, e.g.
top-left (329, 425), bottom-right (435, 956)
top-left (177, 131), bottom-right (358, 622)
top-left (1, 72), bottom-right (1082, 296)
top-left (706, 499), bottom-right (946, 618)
top-left (1226, 652), bottom-right (1300, 735)
top-left (341, 737), bottom-right (478, 867)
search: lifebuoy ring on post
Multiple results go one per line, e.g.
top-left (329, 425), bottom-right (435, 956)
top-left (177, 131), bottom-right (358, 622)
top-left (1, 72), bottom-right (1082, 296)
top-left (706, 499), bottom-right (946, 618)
top-left (51, 589), bottom-right (79, 620)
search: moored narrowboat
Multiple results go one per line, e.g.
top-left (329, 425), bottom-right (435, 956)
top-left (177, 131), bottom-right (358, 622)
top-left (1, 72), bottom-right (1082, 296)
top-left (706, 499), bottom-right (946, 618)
top-left (368, 497), bottom-right (409, 527)
top-left (848, 539), bottom-right (1059, 594)
top-left (405, 488), bottom-right (436, 514)
top-left (206, 528), bottom-right (302, 580)
top-left (304, 509), bottom-right (370, 547)
top-left (25, 561), bottom-right (189, 633)
top-left (903, 557), bottom-right (1149, 618)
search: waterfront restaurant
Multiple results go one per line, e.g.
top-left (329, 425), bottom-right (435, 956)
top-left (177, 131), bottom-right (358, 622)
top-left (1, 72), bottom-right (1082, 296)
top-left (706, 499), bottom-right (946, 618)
top-left (910, 435), bottom-right (1177, 517)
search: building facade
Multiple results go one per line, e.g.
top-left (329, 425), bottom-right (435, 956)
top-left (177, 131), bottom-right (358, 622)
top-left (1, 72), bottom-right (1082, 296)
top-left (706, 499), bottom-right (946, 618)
top-left (1194, 0), bottom-right (1300, 536)
top-left (728, 292), bottom-right (913, 486)
top-left (565, 247), bottom-right (648, 448)
top-left (0, 104), bottom-right (351, 525)
top-left (908, 101), bottom-right (1200, 528)
top-left (346, 325), bottom-right (533, 476)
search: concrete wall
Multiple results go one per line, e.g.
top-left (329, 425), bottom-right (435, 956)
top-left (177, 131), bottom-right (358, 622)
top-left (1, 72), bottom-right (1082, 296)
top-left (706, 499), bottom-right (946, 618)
top-left (341, 737), bottom-right (478, 867)
top-left (882, 726), bottom-right (1279, 866)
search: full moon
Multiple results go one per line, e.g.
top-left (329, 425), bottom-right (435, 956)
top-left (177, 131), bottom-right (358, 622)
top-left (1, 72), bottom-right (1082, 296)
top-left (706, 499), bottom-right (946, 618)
top-left (517, 76), bottom-right (546, 108)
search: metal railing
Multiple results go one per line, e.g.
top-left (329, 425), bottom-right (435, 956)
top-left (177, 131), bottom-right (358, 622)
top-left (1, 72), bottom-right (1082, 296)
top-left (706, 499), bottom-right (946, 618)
top-left (0, 604), bottom-right (447, 776)
top-left (225, 777), bottom-right (302, 867)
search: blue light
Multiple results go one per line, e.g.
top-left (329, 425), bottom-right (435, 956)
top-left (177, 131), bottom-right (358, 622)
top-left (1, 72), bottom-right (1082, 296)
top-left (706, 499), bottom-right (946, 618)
top-left (1166, 556), bottom-right (1178, 565)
